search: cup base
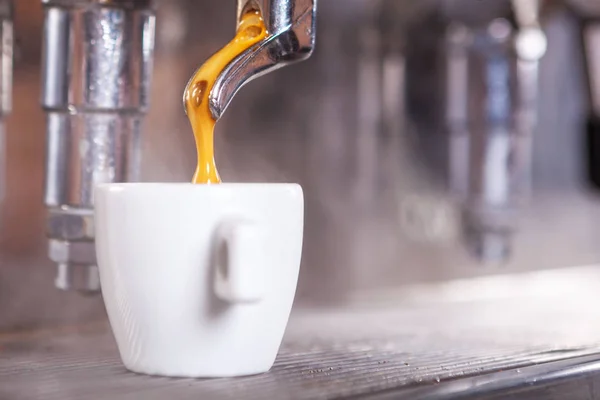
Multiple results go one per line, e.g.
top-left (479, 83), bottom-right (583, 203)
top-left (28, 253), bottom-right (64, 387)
top-left (122, 360), bottom-right (274, 378)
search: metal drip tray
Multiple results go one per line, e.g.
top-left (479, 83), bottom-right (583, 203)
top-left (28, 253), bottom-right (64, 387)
top-left (3, 294), bottom-right (600, 400)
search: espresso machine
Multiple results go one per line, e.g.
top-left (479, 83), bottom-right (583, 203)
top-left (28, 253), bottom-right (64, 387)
top-left (40, 0), bottom-right (316, 292)
top-left (7, 0), bottom-right (600, 399)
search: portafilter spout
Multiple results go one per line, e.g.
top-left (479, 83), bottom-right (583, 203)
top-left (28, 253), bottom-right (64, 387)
top-left (208, 0), bottom-right (317, 120)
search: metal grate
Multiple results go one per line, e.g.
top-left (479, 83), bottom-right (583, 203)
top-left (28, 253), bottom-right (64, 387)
top-left (2, 300), bottom-right (600, 400)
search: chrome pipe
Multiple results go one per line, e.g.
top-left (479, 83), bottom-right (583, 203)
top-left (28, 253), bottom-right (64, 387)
top-left (41, 0), bottom-right (156, 292)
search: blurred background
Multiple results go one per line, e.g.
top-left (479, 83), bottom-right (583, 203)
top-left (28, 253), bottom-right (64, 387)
top-left (2, 0), bottom-right (600, 332)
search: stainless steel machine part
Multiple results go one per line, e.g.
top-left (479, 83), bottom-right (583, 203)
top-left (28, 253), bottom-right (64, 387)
top-left (208, 0), bottom-right (317, 120)
top-left (41, 0), bottom-right (156, 292)
top-left (445, 1), bottom-right (546, 263)
top-left (0, 0), bottom-right (11, 204)
top-left (582, 23), bottom-right (600, 116)
top-left (575, 1), bottom-right (600, 188)
top-left (446, 16), bottom-right (517, 263)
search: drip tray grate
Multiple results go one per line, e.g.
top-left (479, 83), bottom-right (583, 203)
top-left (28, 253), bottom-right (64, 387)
top-left (2, 301), bottom-right (600, 399)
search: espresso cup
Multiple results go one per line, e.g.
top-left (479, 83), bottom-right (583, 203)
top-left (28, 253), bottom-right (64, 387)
top-left (94, 183), bottom-right (304, 378)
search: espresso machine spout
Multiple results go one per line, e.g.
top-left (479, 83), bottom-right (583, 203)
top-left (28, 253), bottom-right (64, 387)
top-left (209, 0), bottom-right (317, 120)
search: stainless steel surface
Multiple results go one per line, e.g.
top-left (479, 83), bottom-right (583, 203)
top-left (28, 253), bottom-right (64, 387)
top-left (40, 0), bottom-right (156, 292)
top-left (3, 291), bottom-right (600, 399)
top-left (209, 0), bottom-right (316, 120)
top-left (370, 354), bottom-right (600, 399)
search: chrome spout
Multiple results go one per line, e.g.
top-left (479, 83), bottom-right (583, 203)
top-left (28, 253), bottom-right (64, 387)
top-left (208, 0), bottom-right (317, 120)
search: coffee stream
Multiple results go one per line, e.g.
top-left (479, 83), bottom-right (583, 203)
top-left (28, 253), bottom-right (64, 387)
top-left (183, 10), bottom-right (268, 184)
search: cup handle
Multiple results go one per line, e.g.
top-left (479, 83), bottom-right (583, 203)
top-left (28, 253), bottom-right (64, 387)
top-left (213, 220), bottom-right (265, 303)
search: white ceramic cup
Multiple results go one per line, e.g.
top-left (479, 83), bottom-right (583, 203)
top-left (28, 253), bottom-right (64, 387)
top-left (94, 183), bottom-right (304, 378)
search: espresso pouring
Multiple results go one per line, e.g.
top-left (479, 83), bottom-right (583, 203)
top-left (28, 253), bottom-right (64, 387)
top-left (183, 9), bottom-right (267, 184)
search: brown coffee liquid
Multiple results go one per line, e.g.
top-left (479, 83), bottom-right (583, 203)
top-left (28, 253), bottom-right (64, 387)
top-left (183, 10), bottom-right (267, 184)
